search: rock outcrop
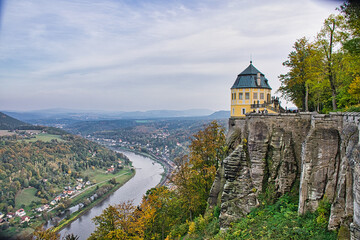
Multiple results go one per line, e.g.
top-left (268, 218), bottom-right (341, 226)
top-left (209, 112), bottom-right (360, 239)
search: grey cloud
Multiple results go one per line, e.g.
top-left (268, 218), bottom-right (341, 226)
top-left (0, 0), bottom-right (340, 111)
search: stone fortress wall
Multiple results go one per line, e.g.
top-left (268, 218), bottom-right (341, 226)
top-left (209, 112), bottom-right (360, 239)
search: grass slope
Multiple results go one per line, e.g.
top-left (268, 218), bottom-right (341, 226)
top-left (174, 195), bottom-right (337, 240)
top-left (23, 133), bottom-right (64, 142)
top-left (15, 187), bottom-right (41, 209)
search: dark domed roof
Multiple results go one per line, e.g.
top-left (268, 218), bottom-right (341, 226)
top-left (231, 61), bottom-right (272, 89)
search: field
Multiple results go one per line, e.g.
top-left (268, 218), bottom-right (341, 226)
top-left (70, 169), bottom-right (134, 205)
top-left (15, 187), bottom-right (41, 209)
top-left (24, 133), bottom-right (64, 142)
top-left (0, 130), bottom-right (16, 136)
top-left (82, 168), bottom-right (131, 183)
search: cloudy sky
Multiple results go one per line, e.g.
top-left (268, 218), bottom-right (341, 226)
top-left (0, 0), bottom-right (341, 112)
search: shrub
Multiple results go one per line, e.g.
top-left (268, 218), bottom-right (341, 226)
top-left (215, 194), bottom-right (336, 240)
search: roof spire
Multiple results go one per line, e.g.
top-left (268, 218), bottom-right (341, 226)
top-left (250, 54), bottom-right (252, 64)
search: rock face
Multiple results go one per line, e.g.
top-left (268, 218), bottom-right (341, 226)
top-left (209, 112), bottom-right (360, 239)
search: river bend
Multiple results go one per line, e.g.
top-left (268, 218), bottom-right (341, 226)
top-left (59, 150), bottom-right (164, 239)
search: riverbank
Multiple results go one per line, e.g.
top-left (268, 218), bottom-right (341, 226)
top-left (52, 170), bottom-right (135, 233)
top-left (110, 146), bottom-right (173, 186)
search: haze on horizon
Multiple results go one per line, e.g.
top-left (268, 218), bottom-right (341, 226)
top-left (0, 0), bottom-right (341, 112)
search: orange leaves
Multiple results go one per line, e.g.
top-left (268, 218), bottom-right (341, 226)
top-left (90, 202), bottom-right (145, 240)
top-left (32, 226), bottom-right (60, 240)
top-left (91, 189), bottom-right (176, 240)
top-left (170, 121), bottom-right (226, 219)
top-left (189, 120), bottom-right (226, 170)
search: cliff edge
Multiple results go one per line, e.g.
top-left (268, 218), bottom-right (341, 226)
top-left (209, 112), bottom-right (360, 239)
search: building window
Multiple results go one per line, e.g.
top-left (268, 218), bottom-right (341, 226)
top-left (232, 93), bottom-right (236, 100)
top-left (253, 93), bottom-right (258, 99)
top-left (267, 93), bottom-right (271, 102)
top-left (233, 108), bottom-right (235, 115)
top-left (242, 108), bottom-right (246, 115)
top-left (245, 92), bottom-right (250, 99)
top-left (260, 93), bottom-right (264, 100)
top-left (239, 93), bottom-right (243, 100)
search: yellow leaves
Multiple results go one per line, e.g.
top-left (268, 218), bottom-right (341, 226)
top-left (189, 120), bottom-right (226, 170)
top-left (169, 121), bottom-right (227, 220)
top-left (348, 76), bottom-right (360, 100)
top-left (33, 226), bottom-right (60, 240)
top-left (188, 221), bottom-right (196, 236)
top-left (91, 201), bottom-right (146, 239)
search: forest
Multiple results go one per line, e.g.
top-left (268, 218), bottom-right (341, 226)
top-left (278, 1), bottom-right (360, 113)
top-left (0, 126), bottom-right (131, 238)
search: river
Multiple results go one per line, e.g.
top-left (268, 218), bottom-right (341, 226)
top-left (58, 150), bottom-right (164, 239)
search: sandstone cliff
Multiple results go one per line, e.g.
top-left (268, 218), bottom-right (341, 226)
top-left (209, 112), bottom-right (360, 239)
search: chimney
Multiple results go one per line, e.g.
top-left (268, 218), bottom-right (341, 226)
top-left (257, 73), bottom-right (261, 86)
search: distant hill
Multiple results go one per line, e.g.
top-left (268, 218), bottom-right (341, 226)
top-left (3, 108), bottom-right (215, 122)
top-left (206, 110), bottom-right (230, 119)
top-left (0, 112), bottom-right (31, 130)
top-left (118, 109), bottom-right (214, 119)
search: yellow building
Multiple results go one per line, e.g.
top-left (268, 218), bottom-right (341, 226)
top-left (231, 61), bottom-right (280, 117)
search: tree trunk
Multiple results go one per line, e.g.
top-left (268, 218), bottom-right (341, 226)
top-left (331, 90), bottom-right (337, 110)
top-left (328, 21), bottom-right (337, 111)
top-left (329, 71), bottom-right (337, 111)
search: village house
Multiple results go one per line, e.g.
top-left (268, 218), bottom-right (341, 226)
top-left (0, 212), bottom-right (4, 219)
top-left (6, 212), bottom-right (14, 218)
top-left (15, 209), bottom-right (26, 217)
top-left (68, 190), bottom-right (75, 195)
top-left (21, 216), bottom-right (30, 223)
top-left (36, 207), bottom-right (43, 212)
top-left (43, 204), bottom-right (50, 210)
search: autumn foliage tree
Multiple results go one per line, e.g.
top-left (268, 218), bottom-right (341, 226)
top-left (171, 121), bottom-right (226, 219)
top-left (89, 201), bottom-right (145, 240)
top-left (279, 37), bottom-right (323, 111)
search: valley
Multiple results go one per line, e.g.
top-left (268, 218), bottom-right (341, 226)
top-left (0, 116), bottom-right (135, 239)
top-left (0, 111), bottom-right (229, 239)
